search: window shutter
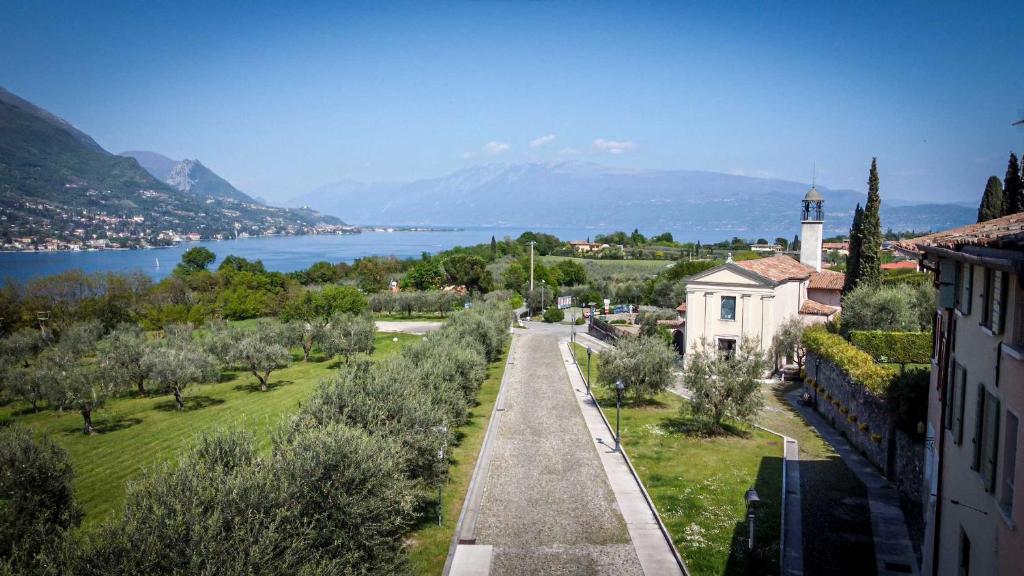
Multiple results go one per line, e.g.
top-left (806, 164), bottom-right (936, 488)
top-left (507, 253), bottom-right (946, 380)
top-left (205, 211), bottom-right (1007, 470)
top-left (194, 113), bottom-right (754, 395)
top-left (982, 394), bottom-right (1000, 493)
top-left (944, 365), bottom-right (954, 430)
top-left (992, 271), bottom-right (1005, 334)
top-left (939, 259), bottom-right (956, 309)
top-left (972, 385), bottom-right (985, 471)
top-left (960, 264), bottom-right (972, 314)
top-left (954, 367), bottom-right (966, 445)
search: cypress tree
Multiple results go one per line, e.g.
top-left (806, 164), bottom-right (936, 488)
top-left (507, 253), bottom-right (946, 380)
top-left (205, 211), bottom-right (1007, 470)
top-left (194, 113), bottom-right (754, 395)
top-left (490, 235), bottom-right (497, 256)
top-left (843, 203), bottom-right (863, 294)
top-left (977, 176), bottom-right (1005, 222)
top-left (792, 234), bottom-right (800, 251)
top-left (857, 158), bottom-right (883, 287)
top-left (1004, 152), bottom-right (1023, 215)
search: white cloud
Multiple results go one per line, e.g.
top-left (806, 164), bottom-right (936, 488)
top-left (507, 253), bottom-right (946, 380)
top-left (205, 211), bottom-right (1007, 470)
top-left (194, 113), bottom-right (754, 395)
top-left (484, 141), bottom-right (510, 154)
top-left (558, 147), bottom-right (580, 156)
top-left (529, 134), bottom-right (556, 148)
top-left (462, 151), bottom-right (476, 159)
top-left (592, 138), bottom-right (635, 155)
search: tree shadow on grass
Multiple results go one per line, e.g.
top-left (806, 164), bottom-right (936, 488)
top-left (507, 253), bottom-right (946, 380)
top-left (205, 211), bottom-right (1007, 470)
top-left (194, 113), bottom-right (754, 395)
top-left (660, 413), bottom-right (752, 439)
top-left (217, 370), bottom-right (239, 383)
top-left (153, 395), bottom-right (226, 412)
top-left (60, 415), bottom-right (143, 436)
top-left (233, 379), bottom-right (294, 393)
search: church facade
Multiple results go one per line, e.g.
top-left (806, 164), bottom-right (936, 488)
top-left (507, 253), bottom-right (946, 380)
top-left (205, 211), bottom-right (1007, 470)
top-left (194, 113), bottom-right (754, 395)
top-left (682, 187), bottom-right (844, 356)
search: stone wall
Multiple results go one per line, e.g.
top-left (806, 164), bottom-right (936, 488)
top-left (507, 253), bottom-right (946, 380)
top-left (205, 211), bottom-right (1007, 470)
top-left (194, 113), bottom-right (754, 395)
top-left (805, 351), bottom-right (923, 503)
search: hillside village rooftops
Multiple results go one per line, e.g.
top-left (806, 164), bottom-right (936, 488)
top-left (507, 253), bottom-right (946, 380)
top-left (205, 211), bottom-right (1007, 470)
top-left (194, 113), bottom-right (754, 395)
top-left (880, 260), bottom-right (919, 271)
top-left (735, 254), bottom-right (814, 283)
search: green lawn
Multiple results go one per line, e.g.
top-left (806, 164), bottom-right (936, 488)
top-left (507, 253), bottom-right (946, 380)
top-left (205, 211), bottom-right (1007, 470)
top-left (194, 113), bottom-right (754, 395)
top-left (571, 344), bottom-right (783, 576)
top-left (406, 343), bottom-right (510, 574)
top-left (1, 332), bottom-right (422, 526)
top-left (541, 255), bottom-right (673, 280)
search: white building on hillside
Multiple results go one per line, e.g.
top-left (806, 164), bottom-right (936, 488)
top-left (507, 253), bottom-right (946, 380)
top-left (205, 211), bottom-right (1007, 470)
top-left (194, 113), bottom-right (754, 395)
top-left (682, 187), bottom-right (843, 356)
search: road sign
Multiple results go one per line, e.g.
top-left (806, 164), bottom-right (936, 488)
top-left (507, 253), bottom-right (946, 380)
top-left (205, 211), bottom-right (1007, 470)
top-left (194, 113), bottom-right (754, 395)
top-left (557, 296), bottom-right (572, 309)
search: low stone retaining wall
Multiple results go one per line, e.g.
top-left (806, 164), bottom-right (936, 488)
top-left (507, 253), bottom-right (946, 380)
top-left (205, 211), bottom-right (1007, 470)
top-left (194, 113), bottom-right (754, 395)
top-left (805, 351), bottom-right (923, 504)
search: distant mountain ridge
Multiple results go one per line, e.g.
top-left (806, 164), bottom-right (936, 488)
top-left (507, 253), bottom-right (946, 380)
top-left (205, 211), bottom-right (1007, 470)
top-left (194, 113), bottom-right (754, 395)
top-left (0, 87), bottom-right (344, 248)
top-left (291, 161), bottom-right (975, 238)
top-left (122, 151), bottom-right (258, 204)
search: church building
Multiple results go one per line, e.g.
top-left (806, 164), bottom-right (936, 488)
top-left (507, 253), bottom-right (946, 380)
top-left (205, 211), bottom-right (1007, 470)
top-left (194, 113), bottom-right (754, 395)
top-left (682, 187), bottom-right (844, 356)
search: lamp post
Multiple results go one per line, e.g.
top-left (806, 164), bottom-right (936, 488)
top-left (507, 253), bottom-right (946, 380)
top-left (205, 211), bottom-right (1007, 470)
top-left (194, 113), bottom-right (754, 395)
top-left (745, 487), bottom-right (760, 554)
top-left (435, 423), bottom-right (449, 526)
top-left (541, 280), bottom-right (546, 311)
top-left (586, 347), bottom-right (593, 396)
top-left (614, 379), bottom-right (624, 452)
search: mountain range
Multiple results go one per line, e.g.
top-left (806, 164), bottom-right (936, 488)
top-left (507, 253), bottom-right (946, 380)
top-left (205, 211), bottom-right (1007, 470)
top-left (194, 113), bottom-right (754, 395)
top-left (291, 162), bottom-right (976, 238)
top-left (0, 87), bottom-right (343, 248)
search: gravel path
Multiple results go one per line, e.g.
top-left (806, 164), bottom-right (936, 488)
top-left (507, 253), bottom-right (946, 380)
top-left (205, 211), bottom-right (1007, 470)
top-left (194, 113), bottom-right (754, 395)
top-left (473, 333), bottom-right (643, 575)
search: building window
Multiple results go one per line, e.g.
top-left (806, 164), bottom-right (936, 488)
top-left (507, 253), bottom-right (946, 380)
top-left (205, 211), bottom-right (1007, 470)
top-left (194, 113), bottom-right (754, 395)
top-left (945, 363), bottom-right (967, 445)
top-left (717, 338), bottom-right (736, 359)
top-left (959, 528), bottom-right (971, 576)
top-left (973, 385), bottom-right (1001, 493)
top-left (720, 296), bottom-right (736, 320)
top-left (982, 269), bottom-right (1009, 333)
top-left (956, 263), bottom-right (972, 315)
top-left (1002, 410), bottom-right (1018, 517)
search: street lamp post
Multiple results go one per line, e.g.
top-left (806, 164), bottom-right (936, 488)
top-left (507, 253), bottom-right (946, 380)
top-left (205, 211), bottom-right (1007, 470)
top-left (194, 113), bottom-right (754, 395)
top-left (436, 424), bottom-right (449, 526)
top-left (745, 487), bottom-right (760, 554)
top-left (614, 379), bottom-right (624, 452)
top-left (586, 347), bottom-right (593, 395)
top-left (541, 280), bottom-right (546, 310)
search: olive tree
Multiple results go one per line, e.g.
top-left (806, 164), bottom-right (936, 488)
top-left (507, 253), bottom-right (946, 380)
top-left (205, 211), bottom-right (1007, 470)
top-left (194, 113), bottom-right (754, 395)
top-left (285, 319), bottom-right (323, 362)
top-left (42, 347), bottom-right (117, 434)
top-left (770, 316), bottom-right (805, 372)
top-left (0, 426), bottom-right (81, 567)
top-left (841, 282), bottom-right (934, 334)
top-left (683, 337), bottom-right (769, 434)
top-left (598, 335), bottom-right (676, 403)
top-left (97, 324), bottom-right (149, 396)
top-left (226, 321), bottom-right (291, 392)
top-left (143, 341), bottom-right (219, 410)
top-left (323, 313), bottom-right (376, 363)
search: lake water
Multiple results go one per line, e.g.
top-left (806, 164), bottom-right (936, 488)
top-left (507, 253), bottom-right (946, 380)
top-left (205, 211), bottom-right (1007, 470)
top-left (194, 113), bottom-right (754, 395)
top-left (0, 226), bottom-right (609, 283)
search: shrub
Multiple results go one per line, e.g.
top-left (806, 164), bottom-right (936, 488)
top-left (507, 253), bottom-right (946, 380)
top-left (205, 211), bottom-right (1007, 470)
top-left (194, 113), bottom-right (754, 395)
top-left (542, 306), bottom-right (565, 323)
top-left (840, 283), bottom-right (934, 334)
top-left (850, 330), bottom-right (932, 365)
top-left (887, 365), bottom-right (931, 434)
top-left (0, 426), bottom-right (81, 568)
top-left (802, 326), bottom-right (891, 395)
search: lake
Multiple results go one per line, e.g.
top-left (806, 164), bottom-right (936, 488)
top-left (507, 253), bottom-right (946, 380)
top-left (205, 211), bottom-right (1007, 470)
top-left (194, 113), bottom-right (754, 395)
top-left (0, 226), bottom-right (611, 283)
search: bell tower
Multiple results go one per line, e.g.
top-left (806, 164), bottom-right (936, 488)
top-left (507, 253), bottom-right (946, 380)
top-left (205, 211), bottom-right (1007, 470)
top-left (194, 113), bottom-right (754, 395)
top-left (800, 187), bottom-right (824, 272)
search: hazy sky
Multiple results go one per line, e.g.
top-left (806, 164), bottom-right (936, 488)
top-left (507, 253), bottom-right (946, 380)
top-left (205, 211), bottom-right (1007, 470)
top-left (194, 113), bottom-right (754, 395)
top-left (2, 1), bottom-right (1022, 204)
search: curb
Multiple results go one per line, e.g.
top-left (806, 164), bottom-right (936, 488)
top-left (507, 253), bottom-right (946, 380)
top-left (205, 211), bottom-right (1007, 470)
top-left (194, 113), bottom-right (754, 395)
top-left (567, 342), bottom-right (691, 576)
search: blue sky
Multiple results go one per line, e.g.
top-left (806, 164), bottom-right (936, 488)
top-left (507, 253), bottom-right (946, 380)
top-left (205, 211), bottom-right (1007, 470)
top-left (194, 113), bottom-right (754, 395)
top-left (2, 1), bottom-right (1022, 204)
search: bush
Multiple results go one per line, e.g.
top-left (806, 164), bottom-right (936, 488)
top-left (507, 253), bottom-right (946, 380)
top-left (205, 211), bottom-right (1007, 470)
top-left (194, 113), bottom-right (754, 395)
top-left (802, 326), bottom-right (891, 395)
top-left (542, 307), bottom-right (565, 323)
top-left (850, 330), bottom-right (932, 364)
top-left (841, 283), bottom-right (934, 334)
top-left (0, 426), bottom-right (81, 569)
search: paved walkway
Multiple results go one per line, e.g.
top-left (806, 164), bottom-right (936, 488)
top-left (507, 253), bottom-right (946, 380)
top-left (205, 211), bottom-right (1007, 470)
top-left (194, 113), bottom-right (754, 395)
top-left (449, 331), bottom-right (683, 575)
top-left (786, 389), bottom-right (919, 576)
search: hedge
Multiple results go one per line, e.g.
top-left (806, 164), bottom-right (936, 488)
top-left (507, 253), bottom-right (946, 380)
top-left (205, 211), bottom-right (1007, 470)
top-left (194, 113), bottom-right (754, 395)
top-left (850, 330), bottom-right (932, 365)
top-left (802, 326), bottom-right (891, 395)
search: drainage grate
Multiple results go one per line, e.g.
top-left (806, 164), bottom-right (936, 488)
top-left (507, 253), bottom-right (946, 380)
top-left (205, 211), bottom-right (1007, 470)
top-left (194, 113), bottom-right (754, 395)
top-left (883, 562), bottom-right (913, 573)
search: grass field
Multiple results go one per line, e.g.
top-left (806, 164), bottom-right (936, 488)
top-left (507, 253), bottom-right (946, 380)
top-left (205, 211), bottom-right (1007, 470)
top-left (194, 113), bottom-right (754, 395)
top-left (571, 343), bottom-right (783, 576)
top-left (542, 255), bottom-right (674, 280)
top-left (405, 343), bottom-right (509, 574)
top-left (1, 332), bottom-right (421, 526)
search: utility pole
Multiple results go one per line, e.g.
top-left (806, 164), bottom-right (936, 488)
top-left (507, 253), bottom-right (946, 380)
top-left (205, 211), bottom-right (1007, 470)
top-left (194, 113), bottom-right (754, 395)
top-left (529, 241), bottom-right (535, 292)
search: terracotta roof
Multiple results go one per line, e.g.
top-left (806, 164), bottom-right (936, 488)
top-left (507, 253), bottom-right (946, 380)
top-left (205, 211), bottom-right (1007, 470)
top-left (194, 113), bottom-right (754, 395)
top-left (735, 255), bottom-right (813, 283)
top-left (881, 260), bottom-right (919, 271)
top-left (808, 270), bottom-right (845, 290)
top-left (897, 212), bottom-right (1024, 254)
top-left (822, 242), bottom-right (849, 250)
top-left (676, 302), bottom-right (687, 313)
top-left (799, 300), bottom-right (838, 316)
